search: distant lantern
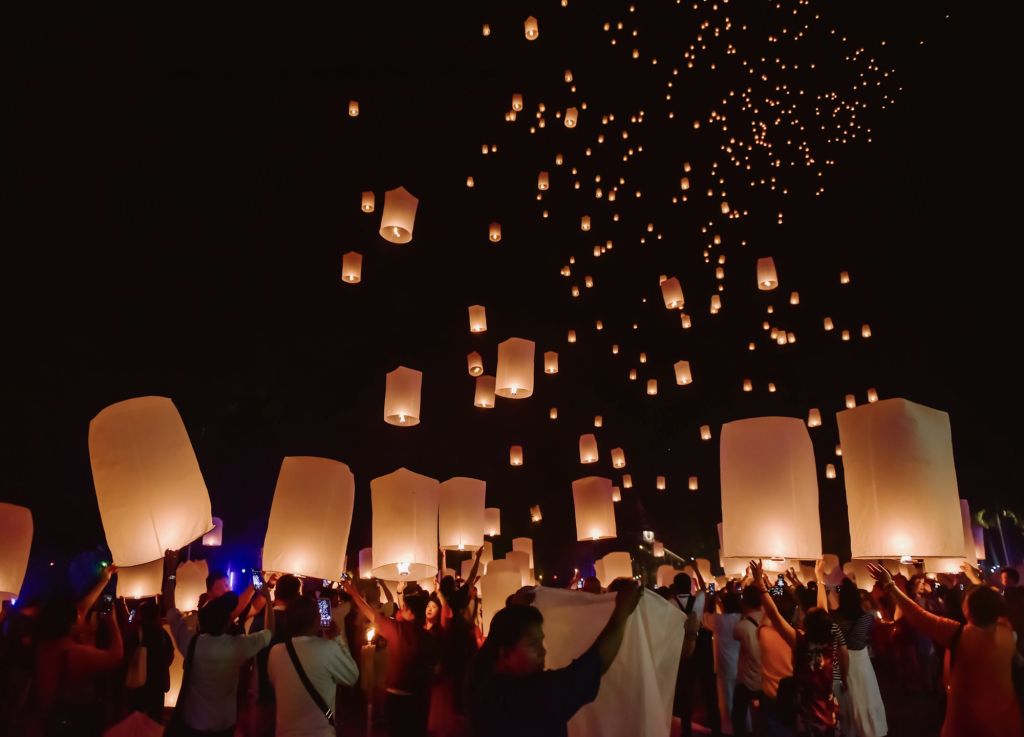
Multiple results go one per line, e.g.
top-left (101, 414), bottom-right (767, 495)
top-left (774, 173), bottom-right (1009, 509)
top-left (612, 344), bottom-right (620, 355)
top-left (715, 267), bottom-right (725, 280)
top-left (656, 476), bottom-right (666, 491)
top-left (512, 93), bottom-right (523, 111)
top-left (468, 305), bottom-right (488, 333)
top-left (867, 388), bottom-right (879, 403)
top-left (721, 201), bottom-right (731, 215)
top-left (379, 187), bottom-right (419, 244)
top-left (509, 445), bottom-right (524, 466)
top-left (116, 559), bottom-right (163, 600)
top-left (371, 468), bottom-right (439, 581)
top-left (710, 295), bottom-right (722, 313)
top-left (341, 251), bottom-right (363, 283)
top-left (484, 507), bottom-right (501, 537)
top-left (757, 257), bottom-right (779, 290)
top-left (466, 176), bottom-right (475, 187)
top-left (680, 177), bottom-right (690, 190)
top-left (611, 447), bottom-right (626, 468)
top-left (481, 559), bottom-right (522, 635)
top-left (688, 476), bottom-right (699, 491)
top-left (845, 394), bottom-right (856, 409)
top-left (572, 476), bottom-right (617, 541)
top-left (720, 417), bottom-right (823, 560)
top-left (579, 433), bottom-right (599, 464)
top-left (567, 330), bottom-right (577, 343)
top-left (653, 541), bottom-right (665, 558)
top-left (593, 415), bottom-right (603, 428)
top-left (361, 191), bottom-right (375, 213)
top-left (807, 408), bottom-right (822, 428)
top-left (840, 271), bottom-right (851, 284)
top-left (482, 23), bottom-right (491, 36)
top-left (538, 171), bottom-right (549, 190)
top-left (680, 314), bottom-right (692, 329)
top-left (647, 379), bottom-right (658, 395)
top-left (841, 330), bottom-right (851, 341)
top-left (544, 351), bottom-right (559, 374)
top-left (790, 292), bottom-right (800, 305)
top-left (549, 407), bottom-right (558, 420)
top-left (839, 399), bottom-right (964, 560)
top-left (438, 477), bottom-right (486, 552)
top-left (584, 276), bottom-right (594, 288)
top-left (530, 504), bottom-right (543, 522)
top-left (825, 464), bottom-right (837, 479)
top-left (495, 337), bottom-right (536, 399)
top-left (524, 16), bottom-right (539, 40)
top-left (384, 367), bottom-right (422, 426)
top-left (89, 396), bottom-right (213, 567)
top-left (611, 486), bottom-right (621, 502)
top-left (565, 107), bottom-right (579, 127)
top-left (835, 444), bottom-right (843, 456)
top-left (0, 503), bottom-right (32, 601)
top-left (600, 552), bottom-right (633, 583)
top-left (348, 100), bottom-right (359, 117)
top-left (823, 317), bottom-right (834, 331)
top-left (622, 474), bottom-right (633, 489)
top-left (202, 517), bottom-right (223, 546)
top-left (467, 351), bottom-right (484, 377)
top-left (700, 425), bottom-right (712, 441)
top-left (661, 277), bottom-right (685, 309)
top-left (489, 222), bottom-right (502, 242)
top-left (628, 369), bottom-right (637, 380)
top-left (580, 215), bottom-right (591, 231)
top-left (768, 383), bottom-right (777, 392)
top-left (474, 375), bottom-right (495, 408)
top-left (264, 457), bottom-right (354, 580)
top-left (174, 559), bottom-right (209, 612)
top-left (639, 352), bottom-right (647, 364)
top-left (674, 361), bottom-right (692, 385)
top-left (742, 378), bottom-right (753, 392)
top-left (861, 324), bottom-right (872, 338)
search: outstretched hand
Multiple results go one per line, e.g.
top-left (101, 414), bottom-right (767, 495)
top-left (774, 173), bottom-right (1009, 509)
top-left (866, 562), bottom-right (893, 587)
top-left (748, 559), bottom-right (764, 586)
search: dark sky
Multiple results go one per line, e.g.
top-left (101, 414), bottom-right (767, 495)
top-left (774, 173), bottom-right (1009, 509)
top-left (1, 2), bottom-right (1019, 581)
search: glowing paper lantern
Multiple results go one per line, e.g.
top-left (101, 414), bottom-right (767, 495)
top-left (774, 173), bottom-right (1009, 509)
top-left (710, 295), bottom-right (722, 313)
top-left (495, 337), bottom-right (536, 399)
top-left (506, 551), bottom-right (533, 586)
top-left (360, 191), bottom-right (374, 212)
top-left (661, 277), bottom-right (685, 309)
top-left (657, 565), bottom-right (677, 588)
top-left (116, 559), bottom-right (163, 600)
top-left (790, 292), bottom-right (800, 305)
top-left (600, 552), bottom-right (633, 583)
top-left (524, 16), bottom-right (539, 40)
top-left (611, 486), bottom-right (621, 502)
top-left (358, 548), bottom-right (373, 579)
top-left (384, 367), bottom-right (422, 426)
top-left (474, 375), bottom-right (496, 408)
top-left (348, 100), bottom-right (359, 117)
top-left (757, 258), bottom-right (779, 290)
top-left (579, 433), bottom-right (599, 464)
top-left (538, 171), bottom-right (549, 190)
top-left (565, 107), bottom-right (579, 127)
top-left (510, 446), bottom-right (524, 466)
top-left (611, 448), bottom-right (626, 468)
top-left (720, 417), bottom-right (823, 560)
top-left (688, 476), bottom-right (698, 491)
top-left (807, 408), bottom-right (822, 428)
top-left (512, 93), bottom-right (523, 111)
top-left (594, 416), bottom-right (603, 428)
top-left (202, 517), bottom-right (223, 546)
top-left (371, 468), bottom-right (440, 581)
top-left (823, 317), bottom-right (835, 331)
top-left (488, 223), bottom-right (502, 243)
top-left (923, 558), bottom-right (965, 575)
top-left (653, 542), bottom-right (665, 558)
top-left (840, 271), bottom-right (851, 284)
top-left (867, 388), bottom-right (879, 403)
top-left (580, 215), bottom-right (591, 231)
top-left (530, 505), bottom-right (543, 523)
top-left (549, 407), bottom-right (558, 420)
top-left (89, 396), bottom-right (213, 567)
top-left (482, 559), bottom-right (522, 634)
top-left (467, 305), bottom-right (488, 333)
top-left (0, 503), bottom-right (32, 601)
top-left (485, 507), bottom-right (501, 537)
top-left (700, 425), bottom-right (712, 441)
top-left (861, 324), bottom-right (872, 339)
top-left (656, 476), bottom-right (666, 491)
top-left (647, 380), bottom-right (658, 396)
top-left (674, 361), bottom-right (692, 385)
top-left (341, 251), bottom-right (363, 283)
top-left (512, 537), bottom-right (535, 569)
top-left (544, 351), bottom-right (559, 374)
top-left (379, 187), bottom-right (419, 244)
top-left (467, 351), bottom-right (484, 377)
top-left (622, 474), bottom-right (632, 489)
top-left (972, 524), bottom-right (986, 561)
top-left (628, 369), bottom-right (637, 381)
top-left (439, 477), bottom-right (486, 552)
top-left (837, 398), bottom-right (964, 560)
top-left (164, 624), bottom-right (183, 707)
top-left (742, 379), bottom-right (753, 392)
top-left (825, 464), bottom-right (837, 479)
top-left (175, 559), bottom-right (208, 612)
top-left (572, 476), bottom-right (617, 541)
top-left (845, 395), bottom-right (856, 410)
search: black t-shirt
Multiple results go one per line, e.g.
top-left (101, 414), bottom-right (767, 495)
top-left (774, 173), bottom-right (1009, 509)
top-left (469, 646), bottom-right (602, 737)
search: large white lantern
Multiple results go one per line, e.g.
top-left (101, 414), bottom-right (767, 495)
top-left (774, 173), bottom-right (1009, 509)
top-left (579, 433), bottom-right (599, 464)
top-left (371, 468), bottom-right (440, 581)
top-left (838, 398), bottom-right (964, 560)
top-left (379, 186), bottom-right (419, 244)
top-left (263, 457), bottom-right (354, 580)
top-left (175, 559), bottom-right (208, 612)
top-left (495, 337), bottom-right (536, 399)
top-left (202, 517), bottom-right (223, 547)
top-left (89, 397), bottom-right (213, 567)
top-left (439, 477), bottom-right (486, 552)
top-left (116, 559), bottom-right (163, 600)
top-left (384, 366), bottom-right (422, 426)
top-left (481, 558), bottom-right (522, 635)
top-left (0, 503), bottom-right (32, 601)
top-left (600, 552), bottom-right (633, 583)
top-left (756, 257), bottom-right (778, 290)
top-left (474, 375), bottom-right (496, 408)
top-left (512, 537), bottom-right (535, 569)
top-left (572, 476), bottom-right (617, 541)
top-left (468, 305), bottom-right (488, 333)
top-left (960, 500), bottom-right (977, 562)
top-left (484, 507), bottom-right (501, 536)
top-left (720, 417), bottom-right (823, 560)
top-left (661, 277), bottom-right (685, 309)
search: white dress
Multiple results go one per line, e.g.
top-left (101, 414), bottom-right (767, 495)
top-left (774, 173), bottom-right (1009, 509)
top-left (836, 612), bottom-right (888, 737)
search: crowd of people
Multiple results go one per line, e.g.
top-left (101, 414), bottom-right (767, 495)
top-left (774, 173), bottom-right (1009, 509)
top-left (0, 546), bottom-right (1021, 737)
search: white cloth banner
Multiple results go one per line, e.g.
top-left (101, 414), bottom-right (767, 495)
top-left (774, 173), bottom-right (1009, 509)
top-left (532, 587), bottom-right (685, 737)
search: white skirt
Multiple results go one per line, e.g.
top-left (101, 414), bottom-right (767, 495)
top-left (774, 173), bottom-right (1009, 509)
top-left (836, 647), bottom-right (888, 737)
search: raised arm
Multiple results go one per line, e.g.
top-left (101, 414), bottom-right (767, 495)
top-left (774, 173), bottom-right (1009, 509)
top-left (866, 563), bottom-right (961, 648)
top-left (461, 545), bottom-right (485, 592)
top-left (593, 583), bottom-right (643, 673)
top-left (78, 564), bottom-right (117, 621)
top-left (814, 559), bottom-right (829, 611)
top-left (341, 578), bottom-right (382, 626)
top-left (161, 549), bottom-right (179, 615)
top-left (751, 560), bottom-right (797, 647)
top-left (688, 560), bottom-right (706, 592)
top-left (959, 562), bottom-right (983, 586)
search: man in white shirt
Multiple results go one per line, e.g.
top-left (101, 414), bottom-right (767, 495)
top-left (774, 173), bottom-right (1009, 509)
top-left (269, 595), bottom-right (359, 737)
top-left (731, 587), bottom-right (764, 737)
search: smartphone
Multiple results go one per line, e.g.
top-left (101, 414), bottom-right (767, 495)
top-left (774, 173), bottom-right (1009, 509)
top-left (100, 594), bottom-right (114, 614)
top-left (340, 572), bottom-right (351, 582)
top-left (318, 598), bottom-right (331, 628)
top-left (252, 572), bottom-right (264, 590)
top-left (128, 607), bottom-right (138, 624)
top-left (707, 582), bottom-right (716, 594)
top-left (770, 574), bottom-right (785, 597)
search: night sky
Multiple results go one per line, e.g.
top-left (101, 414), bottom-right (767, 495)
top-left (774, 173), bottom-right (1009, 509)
top-left (2, 2), bottom-right (1019, 582)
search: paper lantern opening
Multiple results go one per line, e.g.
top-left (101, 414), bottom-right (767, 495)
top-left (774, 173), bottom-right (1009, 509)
top-left (360, 191), bottom-right (374, 212)
top-left (756, 257), bottom-right (778, 290)
top-left (371, 468), bottom-right (440, 581)
top-left (384, 367), bottom-right (422, 426)
top-left (467, 351), bottom-right (484, 377)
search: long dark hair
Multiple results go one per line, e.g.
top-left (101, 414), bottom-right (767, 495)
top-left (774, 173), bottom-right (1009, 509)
top-left (466, 605), bottom-right (543, 698)
top-left (836, 578), bottom-right (862, 621)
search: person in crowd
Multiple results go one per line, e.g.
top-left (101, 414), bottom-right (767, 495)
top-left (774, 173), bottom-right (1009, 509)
top-left (267, 595), bottom-right (358, 737)
top-left (731, 586), bottom-right (763, 737)
top-left (466, 581), bottom-right (644, 737)
top-left (125, 598), bottom-right (175, 723)
top-left (832, 578), bottom-right (887, 737)
top-left (704, 590), bottom-right (742, 735)
top-left (867, 562), bottom-right (1022, 737)
top-left (205, 569), bottom-right (257, 626)
top-left (671, 567), bottom-right (719, 737)
top-left (342, 577), bottom-right (437, 737)
top-left (425, 594), bottom-right (443, 631)
top-left (164, 549), bottom-right (273, 737)
top-left (1000, 566), bottom-right (1021, 591)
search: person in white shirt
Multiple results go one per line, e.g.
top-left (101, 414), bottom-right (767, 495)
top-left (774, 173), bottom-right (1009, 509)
top-left (731, 586), bottom-right (764, 737)
top-left (703, 591), bottom-right (742, 735)
top-left (269, 595), bottom-right (359, 737)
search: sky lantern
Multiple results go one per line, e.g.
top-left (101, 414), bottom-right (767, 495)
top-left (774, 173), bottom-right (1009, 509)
top-left (544, 351), bottom-right (559, 374)
top-left (360, 191), bottom-right (375, 213)
top-left (710, 295), bottom-right (722, 313)
top-left (790, 292), bottom-right (800, 305)
top-left (823, 317), bottom-right (835, 331)
top-left (509, 445), bottom-right (524, 466)
top-left (348, 100), bottom-right (359, 117)
top-left (538, 171), bottom-right (549, 190)
top-left (599, 552), bottom-right (633, 583)
top-left (572, 476), bottom-right (617, 541)
top-left (841, 330), bottom-right (851, 341)
top-left (680, 177), bottom-right (690, 190)
top-left (565, 107), bottom-right (578, 127)
top-left (567, 330), bottom-right (577, 343)
top-left (611, 447), bottom-right (626, 468)
top-left (466, 351), bottom-right (483, 376)
top-left (653, 541), bottom-right (665, 558)
top-left (264, 457), bottom-right (354, 580)
top-left (512, 93), bottom-right (523, 111)
top-left (0, 503), bottom-right (32, 601)
top-left (757, 257), bottom-right (779, 290)
top-left (175, 559), bottom-right (208, 612)
top-left (840, 271), bottom-right (851, 284)
top-left (378, 186), bottom-right (418, 244)
top-left (742, 378), bottom-right (753, 392)
top-left (647, 379), bottom-right (658, 395)
top-left (838, 398), bottom-right (964, 560)
top-left (512, 537), bottom-right (535, 569)
top-left (202, 517), bottom-right (223, 546)
top-left (593, 415), bottom-right (602, 428)
top-left (825, 464), bottom-right (837, 479)
top-left (661, 277), bottom-right (685, 309)
top-left (580, 215), bottom-right (590, 230)
top-left (384, 367), bottom-right (422, 426)
top-left (484, 507), bottom-right (501, 537)
top-left (700, 425), bottom-right (712, 441)
top-left (867, 388), bottom-right (879, 403)
top-left (468, 305), bottom-right (487, 333)
top-left (549, 407), bottom-right (558, 420)
top-left (720, 417), bottom-right (823, 560)
top-left (474, 375), bottom-right (496, 408)
top-left (807, 408), bottom-right (822, 428)
top-left (688, 476), bottom-right (699, 491)
top-left (680, 314), bottom-right (692, 329)
top-left (482, 23), bottom-right (491, 36)
top-left (481, 559), bottom-right (522, 634)
top-left (656, 476), bottom-right (666, 491)
top-left (861, 324), bottom-right (872, 338)
top-left (611, 486), bottom-right (621, 502)
top-left (358, 548), bottom-right (373, 579)
top-left (530, 505), bottom-right (542, 523)
top-left (371, 468), bottom-right (439, 581)
top-left (489, 222), bottom-right (502, 242)
top-left (628, 369), bottom-right (637, 381)
top-left (438, 477), bottom-right (486, 552)
top-left (341, 251), bottom-right (363, 283)
top-left (116, 559), bottom-right (163, 600)
top-left (524, 16), bottom-right (539, 40)
top-left (579, 433), bottom-right (599, 463)
top-left (89, 396), bottom-right (213, 567)
top-left (495, 337), bottom-right (535, 399)
top-left (845, 395), bottom-right (857, 410)
top-left (506, 551), bottom-right (532, 586)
